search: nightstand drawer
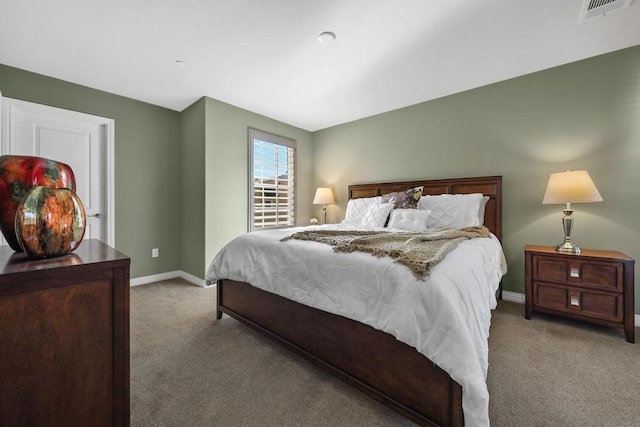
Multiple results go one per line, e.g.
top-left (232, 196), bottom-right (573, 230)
top-left (533, 282), bottom-right (623, 323)
top-left (533, 255), bottom-right (623, 291)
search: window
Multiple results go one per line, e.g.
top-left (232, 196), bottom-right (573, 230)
top-left (248, 128), bottom-right (296, 231)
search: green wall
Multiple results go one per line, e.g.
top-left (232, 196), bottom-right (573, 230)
top-left (0, 64), bottom-right (182, 279)
top-left (312, 45), bottom-right (640, 313)
top-left (0, 65), bottom-right (313, 281)
top-left (3, 44), bottom-right (638, 315)
top-left (179, 98), bottom-right (206, 279)
top-left (203, 97), bottom-right (314, 272)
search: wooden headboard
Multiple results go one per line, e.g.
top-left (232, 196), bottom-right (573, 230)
top-left (348, 175), bottom-right (502, 241)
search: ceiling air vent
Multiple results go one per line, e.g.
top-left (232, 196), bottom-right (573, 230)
top-left (579, 0), bottom-right (633, 21)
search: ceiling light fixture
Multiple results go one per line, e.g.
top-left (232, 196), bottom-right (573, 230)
top-left (175, 60), bottom-right (186, 66)
top-left (318, 31), bottom-right (336, 45)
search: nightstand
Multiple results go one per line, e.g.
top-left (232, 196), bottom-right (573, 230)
top-left (525, 245), bottom-right (635, 343)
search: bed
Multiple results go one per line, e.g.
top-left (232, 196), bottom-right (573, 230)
top-left (206, 175), bottom-right (504, 426)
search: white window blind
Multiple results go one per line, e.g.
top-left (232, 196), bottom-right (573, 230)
top-left (248, 128), bottom-right (296, 231)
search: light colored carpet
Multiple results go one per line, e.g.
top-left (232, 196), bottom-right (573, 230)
top-left (487, 298), bottom-right (640, 427)
top-left (130, 279), bottom-right (640, 426)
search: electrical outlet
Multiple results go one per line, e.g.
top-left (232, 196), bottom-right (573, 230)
top-left (152, 248), bottom-right (159, 258)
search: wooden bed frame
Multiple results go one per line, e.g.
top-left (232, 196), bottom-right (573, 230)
top-left (216, 175), bottom-right (502, 426)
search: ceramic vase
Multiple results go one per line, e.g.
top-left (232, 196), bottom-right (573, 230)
top-left (14, 186), bottom-right (86, 258)
top-left (0, 155), bottom-right (76, 251)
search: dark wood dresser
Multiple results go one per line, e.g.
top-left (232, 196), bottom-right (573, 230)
top-left (525, 245), bottom-right (635, 343)
top-left (0, 239), bottom-right (130, 426)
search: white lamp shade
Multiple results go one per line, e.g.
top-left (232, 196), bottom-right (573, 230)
top-left (313, 187), bottom-right (335, 205)
top-left (542, 170), bottom-right (603, 204)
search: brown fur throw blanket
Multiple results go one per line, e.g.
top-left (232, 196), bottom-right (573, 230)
top-left (281, 226), bottom-right (490, 280)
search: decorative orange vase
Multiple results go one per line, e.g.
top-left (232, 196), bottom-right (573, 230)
top-left (14, 186), bottom-right (86, 258)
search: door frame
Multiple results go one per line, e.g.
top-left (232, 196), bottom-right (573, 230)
top-left (1, 95), bottom-right (116, 247)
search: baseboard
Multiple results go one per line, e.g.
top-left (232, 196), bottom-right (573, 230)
top-left (130, 270), bottom-right (206, 287)
top-left (501, 290), bottom-right (525, 304)
top-left (500, 290), bottom-right (640, 327)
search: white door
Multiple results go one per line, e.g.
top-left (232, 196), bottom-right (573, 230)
top-left (1, 97), bottom-right (114, 246)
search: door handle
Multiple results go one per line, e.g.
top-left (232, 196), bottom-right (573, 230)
top-left (93, 213), bottom-right (104, 219)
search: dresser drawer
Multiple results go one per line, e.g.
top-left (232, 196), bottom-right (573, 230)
top-left (533, 282), bottom-right (623, 323)
top-left (533, 255), bottom-right (623, 291)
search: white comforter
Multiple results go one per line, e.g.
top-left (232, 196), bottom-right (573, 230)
top-left (205, 223), bottom-right (507, 426)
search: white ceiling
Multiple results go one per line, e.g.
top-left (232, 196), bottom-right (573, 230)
top-left (1, 0), bottom-right (639, 131)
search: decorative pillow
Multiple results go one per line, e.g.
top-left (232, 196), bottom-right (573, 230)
top-left (387, 209), bottom-right (431, 232)
top-left (381, 186), bottom-right (423, 209)
top-left (343, 196), bottom-right (382, 224)
top-left (360, 203), bottom-right (395, 228)
top-left (418, 193), bottom-right (485, 228)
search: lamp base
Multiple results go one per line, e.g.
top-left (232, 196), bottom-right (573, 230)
top-left (556, 241), bottom-right (581, 254)
top-left (555, 208), bottom-right (580, 254)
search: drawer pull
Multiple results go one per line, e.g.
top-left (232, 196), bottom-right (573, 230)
top-left (570, 268), bottom-right (580, 278)
top-left (570, 295), bottom-right (580, 306)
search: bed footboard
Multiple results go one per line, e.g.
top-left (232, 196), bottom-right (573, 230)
top-left (216, 279), bottom-right (463, 427)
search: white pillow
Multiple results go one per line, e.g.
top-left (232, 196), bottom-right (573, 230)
top-left (478, 196), bottom-right (490, 225)
top-left (388, 209), bottom-right (431, 232)
top-left (418, 193), bottom-right (485, 228)
top-left (360, 203), bottom-right (395, 228)
top-left (343, 196), bottom-right (382, 224)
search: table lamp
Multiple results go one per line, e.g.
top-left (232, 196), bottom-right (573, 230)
top-left (313, 187), bottom-right (335, 224)
top-left (542, 170), bottom-right (603, 254)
